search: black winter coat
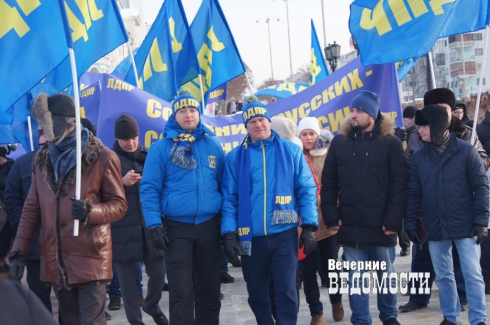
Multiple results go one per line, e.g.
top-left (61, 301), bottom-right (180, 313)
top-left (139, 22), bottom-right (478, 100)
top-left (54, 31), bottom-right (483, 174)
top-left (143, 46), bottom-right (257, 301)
top-left (405, 133), bottom-right (489, 240)
top-left (477, 111), bottom-right (490, 155)
top-left (111, 143), bottom-right (164, 263)
top-left (4, 151), bottom-right (42, 260)
top-left (321, 113), bottom-right (408, 248)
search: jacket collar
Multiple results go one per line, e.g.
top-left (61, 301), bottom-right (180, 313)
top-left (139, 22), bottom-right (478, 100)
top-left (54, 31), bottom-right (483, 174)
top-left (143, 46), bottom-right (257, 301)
top-left (35, 133), bottom-right (103, 196)
top-left (339, 112), bottom-right (395, 139)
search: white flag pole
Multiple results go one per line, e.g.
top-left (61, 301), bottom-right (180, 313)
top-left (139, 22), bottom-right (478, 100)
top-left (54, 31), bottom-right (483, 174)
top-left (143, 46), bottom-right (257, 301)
top-left (198, 74), bottom-right (206, 109)
top-left (127, 41), bottom-right (141, 89)
top-left (471, 25), bottom-right (490, 145)
top-left (427, 51), bottom-right (437, 89)
top-left (27, 116), bottom-right (34, 151)
top-left (68, 47), bottom-right (81, 237)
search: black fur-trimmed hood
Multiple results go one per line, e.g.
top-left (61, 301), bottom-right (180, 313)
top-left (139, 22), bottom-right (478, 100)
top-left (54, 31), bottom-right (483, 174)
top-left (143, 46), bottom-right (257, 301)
top-left (309, 129), bottom-right (334, 157)
top-left (34, 133), bottom-right (103, 196)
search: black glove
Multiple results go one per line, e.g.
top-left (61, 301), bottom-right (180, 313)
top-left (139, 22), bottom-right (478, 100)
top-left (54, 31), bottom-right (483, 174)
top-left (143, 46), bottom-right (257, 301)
top-left (148, 226), bottom-right (169, 250)
top-left (9, 251), bottom-right (26, 281)
top-left (406, 230), bottom-right (422, 245)
top-left (223, 233), bottom-right (241, 265)
top-left (69, 196), bottom-right (90, 221)
top-left (299, 227), bottom-right (317, 255)
top-left (395, 128), bottom-right (408, 142)
top-left (471, 224), bottom-right (488, 245)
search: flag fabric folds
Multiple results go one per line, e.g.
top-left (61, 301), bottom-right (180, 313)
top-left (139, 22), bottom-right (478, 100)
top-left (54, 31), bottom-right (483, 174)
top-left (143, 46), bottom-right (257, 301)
top-left (396, 58), bottom-right (416, 82)
top-left (42, 0), bottom-right (128, 93)
top-left (255, 82), bottom-right (309, 100)
top-left (349, 0), bottom-right (489, 65)
top-left (125, 0), bottom-right (198, 101)
top-left (310, 20), bottom-right (329, 85)
top-left (0, 1), bottom-right (68, 113)
top-left (184, 0), bottom-right (246, 101)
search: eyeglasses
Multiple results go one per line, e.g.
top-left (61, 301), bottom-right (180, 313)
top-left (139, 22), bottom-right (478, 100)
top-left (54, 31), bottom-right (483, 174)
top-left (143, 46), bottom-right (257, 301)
top-left (416, 125), bottom-right (429, 130)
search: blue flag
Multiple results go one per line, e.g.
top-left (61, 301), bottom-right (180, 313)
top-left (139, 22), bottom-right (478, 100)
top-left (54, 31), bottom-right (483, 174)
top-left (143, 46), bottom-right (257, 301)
top-left (255, 82), bottom-right (309, 99)
top-left (183, 0), bottom-right (245, 101)
top-left (42, 0), bottom-right (128, 93)
top-left (125, 0), bottom-right (198, 101)
top-left (350, 0), bottom-right (488, 65)
top-left (396, 58), bottom-right (416, 82)
top-left (310, 20), bottom-right (329, 85)
top-left (112, 47), bottom-right (139, 77)
top-left (0, 1), bottom-right (68, 113)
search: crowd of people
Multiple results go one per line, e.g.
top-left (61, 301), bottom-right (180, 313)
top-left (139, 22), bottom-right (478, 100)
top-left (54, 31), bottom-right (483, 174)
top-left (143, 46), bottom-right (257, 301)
top-left (0, 87), bottom-right (489, 325)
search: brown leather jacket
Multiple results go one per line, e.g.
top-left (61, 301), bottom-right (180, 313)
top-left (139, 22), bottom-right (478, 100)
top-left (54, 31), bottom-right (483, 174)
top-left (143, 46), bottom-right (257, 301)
top-left (11, 134), bottom-right (127, 287)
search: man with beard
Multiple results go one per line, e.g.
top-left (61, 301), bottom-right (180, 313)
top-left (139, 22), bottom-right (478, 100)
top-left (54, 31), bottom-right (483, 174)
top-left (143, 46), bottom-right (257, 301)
top-left (322, 90), bottom-right (408, 325)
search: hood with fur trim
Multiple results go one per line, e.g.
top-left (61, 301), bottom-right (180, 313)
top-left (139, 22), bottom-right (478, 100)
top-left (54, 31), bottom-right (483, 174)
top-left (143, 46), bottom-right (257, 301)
top-left (339, 112), bottom-right (395, 138)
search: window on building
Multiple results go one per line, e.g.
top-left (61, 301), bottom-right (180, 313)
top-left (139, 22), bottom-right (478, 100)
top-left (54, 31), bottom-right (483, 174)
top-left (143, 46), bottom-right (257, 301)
top-left (476, 48), bottom-right (484, 55)
top-left (466, 62), bottom-right (476, 71)
top-left (477, 63), bottom-right (482, 71)
top-left (474, 33), bottom-right (483, 40)
top-left (436, 53), bottom-right (445, 66)
top-left (448, 35), bottom-right (460, 43)
top-left (463, 34), bottom-right (474, 41)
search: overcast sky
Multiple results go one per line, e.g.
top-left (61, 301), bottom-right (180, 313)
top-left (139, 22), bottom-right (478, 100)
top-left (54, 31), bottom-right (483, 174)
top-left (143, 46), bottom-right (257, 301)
top-left (143, 0), bottom-right (352, 88)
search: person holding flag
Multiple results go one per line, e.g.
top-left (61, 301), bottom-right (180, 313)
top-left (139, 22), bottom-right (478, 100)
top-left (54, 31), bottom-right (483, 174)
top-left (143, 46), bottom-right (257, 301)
top-left (140, 89), bottom-right (224, 325)
top-left (7, 93), bottom-right (128, 325)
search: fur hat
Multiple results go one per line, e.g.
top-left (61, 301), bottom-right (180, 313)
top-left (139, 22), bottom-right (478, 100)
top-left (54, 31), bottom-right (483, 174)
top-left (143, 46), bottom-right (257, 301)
top-left (415, 104), bottom-right (450, 146)
top-left (0, 145), bottom-right (8, 158)
top-left (297, 117), bottom-right (321, 136)
top-left (172, 89), bottom-right (201, 115)
top-left (114, 114), bottom-right (138, 139)
top-left (350, 90), bottom-right (380, 119)
top-left (31, 93), bottom-right (76, 143)
top-left (242, 95), bottom-right (271, 126)
top-left (403, 106), bottom-right (417, 119)
top-left (270, 116), bottom-right (303, 149)
top-left (423, 88), bottom-right (455, 109)
top-left (81, 118), bottom-right (96, 136)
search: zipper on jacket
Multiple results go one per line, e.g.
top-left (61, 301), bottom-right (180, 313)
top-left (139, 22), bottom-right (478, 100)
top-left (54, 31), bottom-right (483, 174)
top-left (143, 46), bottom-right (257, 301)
top-left (262, 143), bottom-right (267, 236)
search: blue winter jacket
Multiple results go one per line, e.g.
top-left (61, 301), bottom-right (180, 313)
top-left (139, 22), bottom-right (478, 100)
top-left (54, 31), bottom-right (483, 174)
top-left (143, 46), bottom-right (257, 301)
top-left (405, 132), bottom-right (489, 240)
top-left (221, 134), bottom-right (318, 237)
top-left (140, 134), bottom-right (224, 227)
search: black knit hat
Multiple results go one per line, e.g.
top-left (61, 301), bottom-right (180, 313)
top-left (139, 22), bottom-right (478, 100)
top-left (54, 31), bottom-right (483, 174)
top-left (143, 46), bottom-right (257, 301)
top-left (403, 106), bottom-right (417, 119)
top-left (114, 114), bottom-right (139, 139)
top-left (415, 104), bottom-right (450, 146)
top-left (423, 88), bottom-right (455, 109)
top-left (31, 93), bottom-right (76, 142)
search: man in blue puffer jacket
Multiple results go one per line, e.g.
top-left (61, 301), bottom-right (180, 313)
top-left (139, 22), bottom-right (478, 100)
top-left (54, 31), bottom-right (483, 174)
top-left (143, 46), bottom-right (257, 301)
top-left (221, 96), bottom-right (318, 325)
top-left (405, 104), bottom-right (489, 325)
top-left (140, 90), bottom-right (224, 325)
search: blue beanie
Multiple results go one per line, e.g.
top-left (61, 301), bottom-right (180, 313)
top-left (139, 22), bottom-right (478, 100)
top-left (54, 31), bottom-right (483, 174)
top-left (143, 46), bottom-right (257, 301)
top-left (172, 93), bottom-right (201, 115)
top-left (350, 90), bottom-right (380, 119)
top-left (242, 96), bottom-right (271, 126)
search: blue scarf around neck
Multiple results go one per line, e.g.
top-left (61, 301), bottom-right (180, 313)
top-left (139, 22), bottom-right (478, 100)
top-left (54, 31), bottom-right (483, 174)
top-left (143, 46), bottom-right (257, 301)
top-left (163, 115), bottom-right (214, 169)
top-left (50, 128), bottom-right (89, 182)
top-left (235, 130), bottom-right (297, 256)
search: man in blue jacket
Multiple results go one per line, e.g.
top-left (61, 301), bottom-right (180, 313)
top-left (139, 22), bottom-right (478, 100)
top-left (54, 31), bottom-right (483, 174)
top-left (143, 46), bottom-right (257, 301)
top-left (405, 104), bottom-right (489, 325)
top-left (140, 90), bottom-right (224, 325)
top-left (221, 96), bottom-right (318, 325)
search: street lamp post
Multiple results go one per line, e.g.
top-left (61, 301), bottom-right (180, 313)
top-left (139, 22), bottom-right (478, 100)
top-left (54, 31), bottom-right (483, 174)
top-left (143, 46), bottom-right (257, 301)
top-left (257, 17), bottom-right (280, 83)
top-left (324, 41), bottom-right (341, 72)
top-left (284, 0), bottom-right (293, 82)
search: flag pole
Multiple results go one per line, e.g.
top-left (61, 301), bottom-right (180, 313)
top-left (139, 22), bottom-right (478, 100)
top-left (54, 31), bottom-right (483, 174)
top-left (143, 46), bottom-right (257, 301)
top-left (127, 42), bottom-right (140, 88)
top-left (27, 116), bottom-right (34, 151)
top-left (198, 74), bottom-right (206, 108)
top-left (244, 72), bottom-right (253, 96)
top-left (427, 51), bottom-right (437, 89)
top-left (68, 47), bottom-right (82, 237)
top-left (471, 25), bottom-right (490, 145)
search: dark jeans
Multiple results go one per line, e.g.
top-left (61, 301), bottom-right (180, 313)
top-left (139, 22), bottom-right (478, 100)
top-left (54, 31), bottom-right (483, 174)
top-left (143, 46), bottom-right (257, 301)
top-left (221, 245), bottom-right (228, 273)
top-left (242, 228), bottom-right (298, 325)
top-left (115, 246), bottom-right (165, 325)
top-left (53, 281), bottom-right (107, 325)
top-left (26, 259), bottom-right (52, 313)
top-left (301, 235), bottom-right (342, 316)
top-left (165, 216), bottom-right (221, 325)
top-left (107, 263), bottom-right (143, 298)
top-left (409, 241), bottom-right (467, 304)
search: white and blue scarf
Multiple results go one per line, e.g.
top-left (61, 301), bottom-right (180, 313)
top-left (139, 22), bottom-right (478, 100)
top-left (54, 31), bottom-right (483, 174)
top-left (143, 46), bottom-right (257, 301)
top-left (49, 128), bottom-right (89, 182)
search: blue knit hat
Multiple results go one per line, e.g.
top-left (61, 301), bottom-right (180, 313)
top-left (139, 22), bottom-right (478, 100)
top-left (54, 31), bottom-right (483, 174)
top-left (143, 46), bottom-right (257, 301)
top-left (350, 90), bottom-right (380, 119)
top-left (242, 95), bottom-right (271, 126)
top-left (172, 89), bottom-right (201, 115)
